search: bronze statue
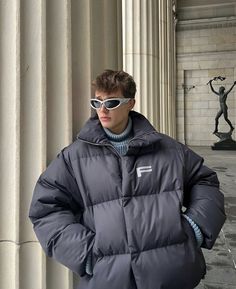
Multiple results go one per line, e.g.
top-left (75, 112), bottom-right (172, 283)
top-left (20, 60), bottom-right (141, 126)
top-left (208, 77), bottom-right (236, 134)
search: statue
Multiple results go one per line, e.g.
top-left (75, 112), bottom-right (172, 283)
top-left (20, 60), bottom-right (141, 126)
top-left (208, 77), bottom-right (235, 134)
top-left (207, 76), bottom-right (236, 150)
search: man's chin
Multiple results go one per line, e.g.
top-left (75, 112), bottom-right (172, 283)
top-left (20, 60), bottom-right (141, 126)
top-left (101, 122), bottom-right (112, 129)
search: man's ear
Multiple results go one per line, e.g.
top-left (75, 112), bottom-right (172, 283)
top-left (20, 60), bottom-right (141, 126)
top-left (128, 98), bottom-right (135, 110)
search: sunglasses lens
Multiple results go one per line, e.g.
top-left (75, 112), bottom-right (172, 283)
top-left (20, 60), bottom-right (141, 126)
top-left (90, 100), bottom-right (101, 109)
top-left (105, 99), bottom-right (120, 109)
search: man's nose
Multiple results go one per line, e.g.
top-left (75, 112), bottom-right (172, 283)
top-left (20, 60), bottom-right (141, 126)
top-left (99, 104), bottom-right (109, 113)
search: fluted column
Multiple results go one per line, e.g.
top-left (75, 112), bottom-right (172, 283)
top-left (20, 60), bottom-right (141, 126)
top-left (122, 0), bottom-right (176, 136)
top-left (159, 0), bottom-right (176, 137)
top-left (122, 0), bottom-right (159, 129)
top-left (0, 0), bottom-right (21, 289)
top-left (0, 1), bottom-right (122, 289)
top-left (165, 0), bottom-right (176, 138)
top-left (159, 0), bottom-right (168, 133)
top-left (72, 0), bottom-right (122, 137)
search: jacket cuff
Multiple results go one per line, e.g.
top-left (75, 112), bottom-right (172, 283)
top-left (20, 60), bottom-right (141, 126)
top-left (182, 214), bottom-right (204, 247)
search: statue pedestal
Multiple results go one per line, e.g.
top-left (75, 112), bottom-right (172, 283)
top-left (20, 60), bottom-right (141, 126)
top-left (212, 131), bottom-right (236, 150)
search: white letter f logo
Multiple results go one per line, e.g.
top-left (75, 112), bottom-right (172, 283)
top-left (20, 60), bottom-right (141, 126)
top-left (136, 166), bottom-right (152, 178)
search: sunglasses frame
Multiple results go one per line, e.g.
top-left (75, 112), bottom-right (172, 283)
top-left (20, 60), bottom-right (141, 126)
top-left (90, 97), bottom-right (131, 111)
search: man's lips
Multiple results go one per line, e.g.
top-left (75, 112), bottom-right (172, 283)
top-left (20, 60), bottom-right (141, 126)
top-left (100, 117), bottom-right (111, 121)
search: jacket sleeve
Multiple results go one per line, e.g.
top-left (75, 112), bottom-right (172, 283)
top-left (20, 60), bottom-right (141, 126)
top-left (182, 145), bottom-right (226, 249)
top-left (29, 148), bottom-right (95, 277)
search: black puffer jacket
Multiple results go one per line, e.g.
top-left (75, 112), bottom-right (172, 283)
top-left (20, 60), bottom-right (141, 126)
top-left (29, 111), bottom-right (226, 289)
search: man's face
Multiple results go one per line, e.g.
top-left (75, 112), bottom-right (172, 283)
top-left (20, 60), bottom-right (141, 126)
top-left (94, 89), bottom-right (135, 134)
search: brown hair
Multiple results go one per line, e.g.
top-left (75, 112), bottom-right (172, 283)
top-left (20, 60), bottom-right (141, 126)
top-left (92, 69), bottom-right (136, 98)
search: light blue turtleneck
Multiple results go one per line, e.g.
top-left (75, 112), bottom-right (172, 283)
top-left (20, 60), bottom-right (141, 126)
top-left (103, 117), bottom-right (133, 156)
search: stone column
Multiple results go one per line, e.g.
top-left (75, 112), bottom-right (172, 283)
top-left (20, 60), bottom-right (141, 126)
top-left (0, 1), bottom-right (22, 289)
top-left (0, 0), bottom-right (48, 288)
top-left (159, 0), bottom-right (176, 137)
top-left (0, 1), bottom-right (122, 289)
top-left (72, 0), bottom-right (122, 137)
top-left (122, 0), bottom-right (176, 137)
top-left (122, 0), bottom-right (159, 128)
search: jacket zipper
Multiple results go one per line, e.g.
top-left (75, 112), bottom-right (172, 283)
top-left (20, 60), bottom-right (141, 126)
top-left (78, 137), bottom-right (131, 245)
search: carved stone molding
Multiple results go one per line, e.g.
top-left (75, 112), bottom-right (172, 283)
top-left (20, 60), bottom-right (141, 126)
top-left (177, 16), bottom-right (236, 31)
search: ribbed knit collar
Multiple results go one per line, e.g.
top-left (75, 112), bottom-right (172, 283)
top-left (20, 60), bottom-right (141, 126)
top-left (103, 117), bottom-right (132, 142)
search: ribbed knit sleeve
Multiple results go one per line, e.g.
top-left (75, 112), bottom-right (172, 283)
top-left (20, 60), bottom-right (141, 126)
top-left (183, 214), bottom-right (204, 247)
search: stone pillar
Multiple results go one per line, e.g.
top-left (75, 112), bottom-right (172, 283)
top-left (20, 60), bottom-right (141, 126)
top-left (159, 0), bottom-right (176, 137)
top-left (0, 0), bottom-right (48, 288)
top-left (158, 0), bottom-right (168, 134)
top-left (122, 0), bottom-right (176, 137)
top-left (72, 0), bottom-right (122, 137)
top-left (158, 0), bottom-right (176, 137)
top-left (0, 1), bottom-right (21, 289)
top-left (0, 1), bottom-right (122, 289)
top-left (171, 0), bottom-right (177, 138)
top-left (122, 0), bottom-right (159, 128)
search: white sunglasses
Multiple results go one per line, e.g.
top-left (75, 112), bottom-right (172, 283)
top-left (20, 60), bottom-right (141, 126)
top-left (90, 98), bottom-right (131, 110)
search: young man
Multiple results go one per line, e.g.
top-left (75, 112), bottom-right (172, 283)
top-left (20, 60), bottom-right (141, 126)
top-left (29, 70), bottom-right (226, 289)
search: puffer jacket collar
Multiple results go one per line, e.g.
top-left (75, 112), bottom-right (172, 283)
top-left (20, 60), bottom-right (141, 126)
top-left (77, 111), bottom-right (162, 150)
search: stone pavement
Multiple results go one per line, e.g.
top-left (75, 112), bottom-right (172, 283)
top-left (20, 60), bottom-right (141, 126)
top-left (191, 146), bottom-right (236, 289)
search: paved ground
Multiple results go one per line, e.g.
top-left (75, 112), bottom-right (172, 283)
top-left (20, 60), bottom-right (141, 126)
top-left (191, 146), bottom-right (236, 289)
